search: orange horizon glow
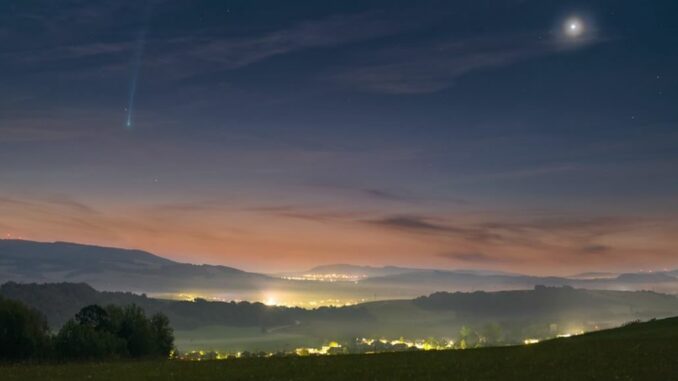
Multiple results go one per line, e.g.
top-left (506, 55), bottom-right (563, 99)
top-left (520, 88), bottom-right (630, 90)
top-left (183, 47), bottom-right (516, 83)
top-left (1, 194), bottom-right (676, 276)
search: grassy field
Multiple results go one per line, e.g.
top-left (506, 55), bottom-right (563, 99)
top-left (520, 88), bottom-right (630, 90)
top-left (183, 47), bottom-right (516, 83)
top-left (174, 325), bottom-right (321, 352)
top-left (3, 317), bottom-right (677, 381)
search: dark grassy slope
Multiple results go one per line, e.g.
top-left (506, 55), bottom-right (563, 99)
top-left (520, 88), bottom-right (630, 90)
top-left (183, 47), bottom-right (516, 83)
top-left (3, 317), bottom-right (678, 381)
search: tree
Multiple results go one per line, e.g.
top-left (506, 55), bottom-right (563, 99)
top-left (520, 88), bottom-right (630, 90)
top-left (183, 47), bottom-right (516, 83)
top-left (55, 304), bottom-right (175, 360)
top-left (1, 300), bottom-right (175, 361)
top-left (75, 305), bottom-right (111, 331)
top-left (112, 304), bottom-right (154, 357)
top-left (0, 297), bottom-right (51, 360)
top-left (480, 323), bottom-right (504, 345)
top-left (458, 325), bottom-right (480, 348)
top-left (150, 313), bottom-right (174, 357)
top-left (459, 325), bottom-right (472, 338)
top-left (55, 320), bottom-right (126, 359)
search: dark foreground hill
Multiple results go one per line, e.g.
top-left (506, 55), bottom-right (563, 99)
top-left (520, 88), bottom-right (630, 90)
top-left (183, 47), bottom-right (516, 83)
top-left (2, 316), bottom-right (677, 381)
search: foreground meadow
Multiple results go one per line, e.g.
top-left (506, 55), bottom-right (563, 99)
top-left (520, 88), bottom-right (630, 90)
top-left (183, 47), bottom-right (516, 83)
top-left (3, 317), bottom-right (677, 381)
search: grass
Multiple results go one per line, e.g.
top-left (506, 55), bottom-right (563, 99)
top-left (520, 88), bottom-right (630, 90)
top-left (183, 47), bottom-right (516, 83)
top-left (3, 317), bottom-right (678, 381)
top-left (174, 325), bottom-right (320, 352)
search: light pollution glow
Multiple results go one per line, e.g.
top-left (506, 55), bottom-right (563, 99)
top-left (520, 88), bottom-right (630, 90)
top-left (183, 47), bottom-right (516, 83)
top-left (0, 195), bottom-right (677, 275)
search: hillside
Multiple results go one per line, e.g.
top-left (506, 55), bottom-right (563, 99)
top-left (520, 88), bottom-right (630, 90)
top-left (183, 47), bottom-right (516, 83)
top-left (0, 240), bottom-right (273, 293)
top-left (2, 239), bottom-right (678, 304)
top-left (299, 286), bottom-right (678, 345)
top-left (0, 282), bottom-right (370, 330)
top-left (361, 269), bottom-right (678, 295)
top-left (284, 264), bottom-right (516, 279)
top-left (2, 316), bottom-right (677, 380)
top-left (287, 264), bottom-right (417, 278)
top-left (3, 281), bottom-right (678, 354)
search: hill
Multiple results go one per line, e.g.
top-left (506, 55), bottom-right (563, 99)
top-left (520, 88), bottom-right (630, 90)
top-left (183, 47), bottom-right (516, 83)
top-left (301, 286), bottom-right (678, 345)
top-left (360, 268), bottom-right (678, 296)
top-left (2, 316), bottom-right (677, 380)
top-left (2, 239), bottom-right (678, 304)
top-left (0, 282), bottom-right (370, 330)
top-left (3, 281), bottom-right (678, 353)
top-left (291, 264), bottom-right (417, 278)
top-left (0, 239), bottom-right (274, 293)
top-left (283, 264), bottom-right (516, 279)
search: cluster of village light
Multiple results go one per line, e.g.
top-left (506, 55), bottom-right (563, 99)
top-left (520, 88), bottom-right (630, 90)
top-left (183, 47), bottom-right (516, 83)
top-left (174, 337), bottom-right (458, 361)
top-left (523, 330), bottom-right (585, 345)
top-left (298, 298), bottom-right (366, 307)
top-left (262, 294), bottom-right (367, 308)
top-left (358, 337), bottom-right (455, 351)
top-left (162, 291), bottom-right (365, 308)
top-left (281, 273), bottom-right (367, 283)
top-left (175, 330), bottom-right (589, 361)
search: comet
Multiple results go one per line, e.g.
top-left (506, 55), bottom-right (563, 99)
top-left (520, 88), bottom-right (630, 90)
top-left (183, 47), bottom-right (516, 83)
top-left (125, 29), bottom-right (147, 130)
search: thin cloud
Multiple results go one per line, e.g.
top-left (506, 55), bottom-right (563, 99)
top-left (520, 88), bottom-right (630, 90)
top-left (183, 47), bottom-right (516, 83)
top-left (43, 195), bottom-right (100, 215)
top-left (172, 13), bottom-right (403, 72)
top-left (2, 11), bottom-right (407, 81)
top-left (366, 213), bottom-right (653, 254)
top-left (328, 32), bottom-right (603, 94)
top-left (144, 200), bottom-right (230, 215)
top-left (369, 215), bottom-right (452, 232)
top-left (362, 188), bottom-right (413, 202)
top-left (367, 215), bottom-right (504, 244)
top-left (459, 164), bottom-right (579, 183)
top-left (439, 251), bottom-right (511, 264)
top-left (0, 194), bottom-right (238, 248)
top-left (308, 182), bottom-right (419, 203)
top-left (581, 244), bottom-right (612, 254)
top-left (246, 205), bottom-right (366, 224)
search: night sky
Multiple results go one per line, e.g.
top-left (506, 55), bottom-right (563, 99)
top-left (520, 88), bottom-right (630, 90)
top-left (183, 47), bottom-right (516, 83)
top-left (1, 0), bottom-right (677, 274)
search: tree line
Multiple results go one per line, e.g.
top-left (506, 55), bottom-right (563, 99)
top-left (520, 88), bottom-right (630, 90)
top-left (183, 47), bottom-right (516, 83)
top-left (0, 296), bottom-right (174, 361)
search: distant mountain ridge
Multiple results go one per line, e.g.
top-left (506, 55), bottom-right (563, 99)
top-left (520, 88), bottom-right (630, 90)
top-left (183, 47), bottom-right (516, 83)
top-left (300, 264), bottom-right (516, 278)
top-left (2, 239), bottom-right (678, 301)
top-left (0, 239), bottom-right (271, 293)
top-left (360, 269), bottom-right (678, 294)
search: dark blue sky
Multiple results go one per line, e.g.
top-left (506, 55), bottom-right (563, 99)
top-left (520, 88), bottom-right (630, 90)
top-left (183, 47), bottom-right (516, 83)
top-left (1, 0), bottom-right (677, 273)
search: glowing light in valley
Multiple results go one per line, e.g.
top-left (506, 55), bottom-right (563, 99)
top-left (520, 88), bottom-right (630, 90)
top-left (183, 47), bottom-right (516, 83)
top-left (175, 337), bottom-right (459, 360)
top-left (264, 296), bottom-right (278, 306)
top-left (125, 29), bottom-right (147, 130)
top-left (556, 330), bottom-right (585, 338)
top-left (174, 326), bottom-right (596, 361)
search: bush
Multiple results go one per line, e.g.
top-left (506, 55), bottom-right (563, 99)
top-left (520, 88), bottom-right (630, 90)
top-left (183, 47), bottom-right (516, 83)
top-left (0, 297), bottom-right (51, 360)
top-left (0, 298), bottom-right (174, 362)
top-left (54, 304), bottom-right (174, 359)
top-left (55, 320), bottom-right (127, 359)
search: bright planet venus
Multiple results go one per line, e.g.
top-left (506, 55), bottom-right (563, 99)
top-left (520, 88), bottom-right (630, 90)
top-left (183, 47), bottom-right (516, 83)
top-left (565, 17), bottom-right (585, 38)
